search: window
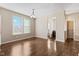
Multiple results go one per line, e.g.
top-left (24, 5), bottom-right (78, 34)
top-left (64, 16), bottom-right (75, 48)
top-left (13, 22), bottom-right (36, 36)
top-left (13, 16), bottom-right (23, 35)
top-left (12, 16), bottom-right (31, 35)
top-left (24, 18), bottom-right (31, 33)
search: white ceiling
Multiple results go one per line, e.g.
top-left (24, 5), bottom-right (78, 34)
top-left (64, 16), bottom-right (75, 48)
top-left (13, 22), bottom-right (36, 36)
top-left (0, 3), bottom-right (79, 17)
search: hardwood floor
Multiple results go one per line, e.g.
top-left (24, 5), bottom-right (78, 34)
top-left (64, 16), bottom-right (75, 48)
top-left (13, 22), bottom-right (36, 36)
top-left (0, 37), bottom-right (79, 56)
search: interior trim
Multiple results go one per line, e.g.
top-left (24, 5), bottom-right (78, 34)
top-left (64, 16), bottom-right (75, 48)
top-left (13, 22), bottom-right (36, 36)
top-left (1, 36), bottom-right (34, 45)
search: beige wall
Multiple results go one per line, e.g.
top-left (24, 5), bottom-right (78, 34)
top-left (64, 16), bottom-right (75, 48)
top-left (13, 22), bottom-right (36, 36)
top-left (0, 7), bottom-right (35, 44)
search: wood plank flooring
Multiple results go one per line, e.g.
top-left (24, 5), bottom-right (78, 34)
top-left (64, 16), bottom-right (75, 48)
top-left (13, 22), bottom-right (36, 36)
top-left (0, 37), bottom-right (79, 56)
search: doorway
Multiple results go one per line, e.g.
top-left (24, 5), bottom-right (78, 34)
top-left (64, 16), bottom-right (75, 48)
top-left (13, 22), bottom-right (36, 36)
top-left (67, 21), bottom-right (74, 41)
top-left (48, 17), bottom-right (56, 40)
top-left (47, 17), bottom-right (56, 55)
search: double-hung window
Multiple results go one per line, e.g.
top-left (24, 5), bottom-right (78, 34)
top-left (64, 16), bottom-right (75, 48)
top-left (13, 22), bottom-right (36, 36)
top-left (13, 16), bottom-right (23, 35)
top-left (24, 18), bottom-right (31, 33)
top-left (13, 16), bottom-right (31, 35)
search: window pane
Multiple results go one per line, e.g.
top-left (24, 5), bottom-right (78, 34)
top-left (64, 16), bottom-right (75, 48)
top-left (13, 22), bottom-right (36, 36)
top-left (24, 18), bottom-right (31, 33)
top-left (13, 16), bottom-right (23, 35)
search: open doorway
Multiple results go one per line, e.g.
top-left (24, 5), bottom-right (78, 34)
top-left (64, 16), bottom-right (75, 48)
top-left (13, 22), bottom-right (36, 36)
top-left (67, 21), bottom-right (74, 40)
top-left (48, 17), bottom-right (56, 40)
top-left (66, 16), bottom-right (75, 41)
top-left (47, 17), bottom-right (56, 55)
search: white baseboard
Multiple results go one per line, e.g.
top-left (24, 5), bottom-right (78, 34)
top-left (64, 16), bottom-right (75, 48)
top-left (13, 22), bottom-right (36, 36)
top-left (36, 36), bottom-right (48, 39)
top-left (75, 39), bottom-right (79, 41)
top-left (1, 36), bottom-right (47, 45)
top-left (36, 36), bottom-right (65, 42)
top-left (1, 36), bottom-right (34, 45)
top-left (56, 39), bottom-right (65, 42)
top-left (74, 35), bottom-right (79, 41)
top-left (1, 36), bottom-right (65, 45)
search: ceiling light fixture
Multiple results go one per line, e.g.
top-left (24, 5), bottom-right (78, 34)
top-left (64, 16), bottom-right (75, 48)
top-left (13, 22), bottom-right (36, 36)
top-left (30, 9), bottom-right (36, 19)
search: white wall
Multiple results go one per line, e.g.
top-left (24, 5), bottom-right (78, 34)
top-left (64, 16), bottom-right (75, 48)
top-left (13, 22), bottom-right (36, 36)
top-left (36, 8), bottom-right (66, 42)
top-left (55, 9), bottom-right (65, 42)
top-left (0, 7), bottom-right (35, 44)
top-left (0, 6), bottom-right (66, 43)
top-left (36, 16), bottom-right (48, 39)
